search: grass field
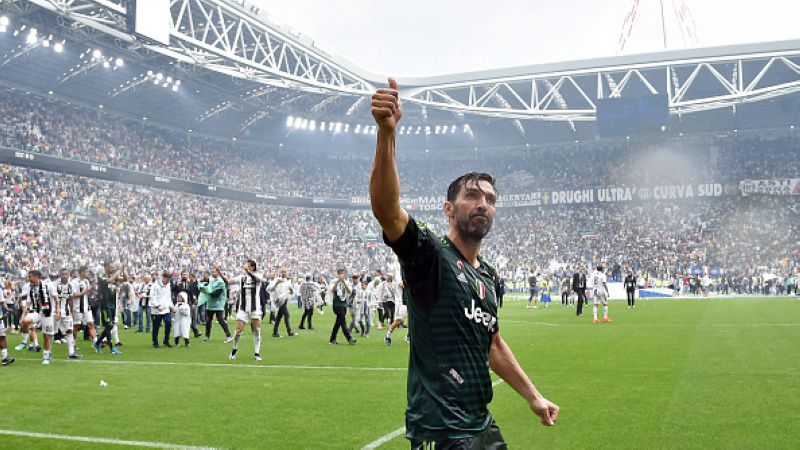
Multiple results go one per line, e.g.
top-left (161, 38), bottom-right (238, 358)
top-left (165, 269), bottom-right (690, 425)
top-left (1, 296), bottom-right (799, 449)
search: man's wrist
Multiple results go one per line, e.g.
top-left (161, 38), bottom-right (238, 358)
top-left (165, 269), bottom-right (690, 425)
top-left (377, 127), bottom-right (396, 139)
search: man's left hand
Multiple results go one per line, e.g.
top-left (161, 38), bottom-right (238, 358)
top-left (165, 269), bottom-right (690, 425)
top-left (529, 396), bottom-right (559, 426)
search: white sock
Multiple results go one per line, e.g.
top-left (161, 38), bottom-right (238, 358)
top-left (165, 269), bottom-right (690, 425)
top-left (21, 334), bottom-right (29, 345)
top-left (43, 350), bottom-right (50, 360)
top-left (604, 306), bottom-right (609, 319)
top-left (386, 328), bottom-right (393, 338)
top-left (67, 333), bottom-right (75, 355)
top-left (593, 305), bottom-right (598, 320)
top-left (253, 328), bottom-right (261, 354)
top-left (233, 331), bottom-right (242, 350)
top-left (32, 336), bottom-right (38, 346)
top-left (1, 348), bottom-right (7, 358)
top-left (111, 325), bottom-right (119, 344)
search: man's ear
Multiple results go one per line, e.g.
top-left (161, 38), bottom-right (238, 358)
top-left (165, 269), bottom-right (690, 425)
top-left (443, 201), bottom-right (454, 220)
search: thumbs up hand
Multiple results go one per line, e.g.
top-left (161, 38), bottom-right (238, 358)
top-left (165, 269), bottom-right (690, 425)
top-left (371, 77), bottom-right (403, 133)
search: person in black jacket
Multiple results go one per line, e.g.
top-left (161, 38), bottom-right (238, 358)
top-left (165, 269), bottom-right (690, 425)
top-left (572, 266), bottom-right (587, 317)
top-left (497, 278), bottom-right (506, 309)
top-left (624, 272), bottom-right (637, 308)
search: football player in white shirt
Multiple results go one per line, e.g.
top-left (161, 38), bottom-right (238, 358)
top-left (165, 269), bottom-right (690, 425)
top-left (591, 265), bottom-right (611, 323)
top-left (54, 269), bottom-right (82, 359)
top-left (384, 282), bottom-right (409, 347)
top-left (354, 281), bottom-right (376, 337)
top-left (70, 266), bottom-right (97, 345)
top-left (16, 270), bottom-right (58, 364)
top-left (0, 284), bottom-right (14, 365)
top-left (230, 260), bottom-right (265, 361)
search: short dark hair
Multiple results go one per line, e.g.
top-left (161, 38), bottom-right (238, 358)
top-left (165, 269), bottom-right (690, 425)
top-left (446, 172), bottom-right (497, 202)
top-left (29, 269), bottom-right (42, 278)
top-left (597, 265), bottom-right (604, 271)
top-left (246, 259), bottom-right (257, 271)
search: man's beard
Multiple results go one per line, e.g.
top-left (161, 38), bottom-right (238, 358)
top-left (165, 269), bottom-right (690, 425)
top-left (455, 211), bottom-right (493, 243)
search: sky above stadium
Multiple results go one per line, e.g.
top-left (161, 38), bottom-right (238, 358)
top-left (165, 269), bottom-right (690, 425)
top-left (253, 0), bottom-right (799, 78)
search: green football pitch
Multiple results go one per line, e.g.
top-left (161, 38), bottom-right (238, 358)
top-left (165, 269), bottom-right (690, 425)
top-left (2, 296), bottom-right (798, 449)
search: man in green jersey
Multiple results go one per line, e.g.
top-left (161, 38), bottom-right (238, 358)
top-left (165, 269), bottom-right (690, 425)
top-left (370, 78), bottom-right (559, 448)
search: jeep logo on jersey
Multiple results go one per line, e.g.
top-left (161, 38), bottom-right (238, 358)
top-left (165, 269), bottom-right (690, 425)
top-left (464, 299), bottom-right (497, 333)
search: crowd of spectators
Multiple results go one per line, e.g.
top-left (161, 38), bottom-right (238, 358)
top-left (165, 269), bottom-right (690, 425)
top-left (2, 89), bottom-right (799, 199)
top-left (2, 163), bottom-right (797, 290)
top-left (1, 89), bottom-right (798, 292)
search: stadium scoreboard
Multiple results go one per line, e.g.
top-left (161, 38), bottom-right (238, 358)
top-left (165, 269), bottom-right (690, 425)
top-left (127, 0), bottom-right (171, 46)
top-left (596, 94), bottom-right (670, 137)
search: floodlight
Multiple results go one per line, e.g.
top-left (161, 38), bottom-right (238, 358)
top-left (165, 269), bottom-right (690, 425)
top-left (115, 57), bottom-right (124, 67)
top-left (0, 16), bottom-right (10, 27)
top-left (309, 120), bottom-right (316, 131)
top-left (102, 60), bottom-right (110, 69)
top-left (92, 49), bottom-right (102, 59)
top-left (42, 40), bottom-right (50, 48)
top-left (171, 85), bottom-right (178, 92)
top-left (26, 29), bottom-right (37, 44)
top-left (53, 42), bottom-right (63, 53)
top-left (286, 116), bottom-right (294, 127)
top-left (174, 80), bottom-right (181, 86)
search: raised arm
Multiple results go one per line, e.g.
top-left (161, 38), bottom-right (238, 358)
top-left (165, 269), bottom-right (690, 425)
top-left (370, 77), bottom-right (408, 243)
top-left (489, 333), bottom-right (559, 427)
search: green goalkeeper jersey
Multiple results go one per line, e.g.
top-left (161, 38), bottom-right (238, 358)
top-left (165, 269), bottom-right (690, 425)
top-left (384, 216), bottom-right (500, 441)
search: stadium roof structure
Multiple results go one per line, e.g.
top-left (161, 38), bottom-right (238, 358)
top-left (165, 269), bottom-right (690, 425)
top-left (1, 0), bottom-right (799, 154)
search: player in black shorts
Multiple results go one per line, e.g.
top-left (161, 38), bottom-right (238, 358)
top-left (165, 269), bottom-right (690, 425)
top-left (370, 78), bottom-right (559, 448)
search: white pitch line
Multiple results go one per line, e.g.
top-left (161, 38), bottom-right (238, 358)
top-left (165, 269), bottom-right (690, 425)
top-left (0, 428), bottom-right (218, 449)
top-left (362, 426), bottom-right (406, 450)
top-left (361, 379), bottom-right (506, 449)
top-left (502, 320), bottom-right (560, 326)
top-left (16, 358), bottom-right (406, 372)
